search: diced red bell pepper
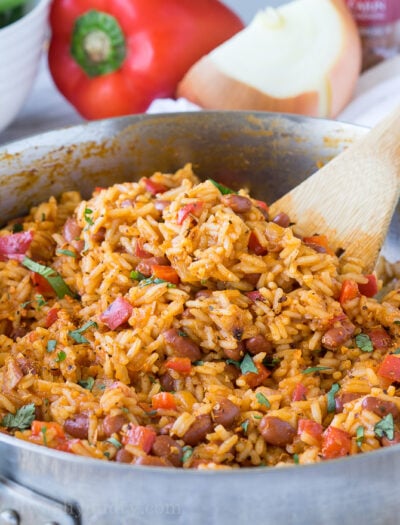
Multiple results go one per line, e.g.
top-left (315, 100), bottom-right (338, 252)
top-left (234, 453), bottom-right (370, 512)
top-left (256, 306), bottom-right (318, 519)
top-left (241, 362), bottom-right (270, 388)
top-left (165, 357), bottom-right (192, 374)
top-left (303, 235), bottom-right (334, 256)
top-left (151, 392), bottom-right (177, 410)
top-left (358, 274), bottom-right (378, 298)
top-left (321, 425), bottom-right (352, 459)
top-left (248, 231), bottom-right (268, 256)
top-left (151, 264), bottom-right (180, 285)
top-left (122, 425), bottom-right (156, 453)
top-left (368, 328), bottom-right (392, 350)
top-left (245, 291), bottom-right (264, 303)
top-left (0, 230), bottom-right (34, 261)
top-left (292, 383), bottom-right (307, 402)
top-left (100, 296), bottom-right (133, 330)
top-left (298, 418), bottom-right (323, 442)
top-left (143, 178), bottom-right (168, 195)
top-left (31, 420), bottom-right (66, 439)
top-left (177, 202), bottom-right (204, 225)
top-left (377, 355), bottom-right (400, 382)
top-left (45, 307), bottom-right (60, 328)
top-left (31, 272), bottom-right (55, 296)
top-left (339, 279), bottom-right (360, 305)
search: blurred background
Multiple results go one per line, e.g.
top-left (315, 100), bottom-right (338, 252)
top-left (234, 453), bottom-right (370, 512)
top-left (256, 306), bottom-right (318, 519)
top-left (225, 0), bottom-right (283, 22)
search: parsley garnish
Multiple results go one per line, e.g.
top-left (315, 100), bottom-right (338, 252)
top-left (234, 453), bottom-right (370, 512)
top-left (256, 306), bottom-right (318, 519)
top-left (226, 358), bottom-right (241, 368)
top-left (356, 333), bottom-right (374, 353)
top-left (22, 256), bottom-right (78, 299)
top-left (393, 348), bottom-right (400, 355)
top-left (130, 270), bottom-right (146, 281)
top-left (78, 377), bottom-right (95, 391)
top-left (182, 445), bottom-right (193, 462)
top-left (106, 437), bottom-right (122, 449)
top-left (374, 414), bottom-right (395, 441)
top-left (240, 354), bottom-right (258, 374)
top-left (193, 360), bottom-right (204, 366)
top-left (41, 426), bottom-right (48, 446)
top-left (241, 420), bottom-right (249, 434)
top-left (36, 294), bottom-right (47, 308)
top-left (55, 351), bottom-right (67, 362)
top-left (327, 383), bottom-right (340, 413)
top-left (256, 392), bottom-right (271, 408)
top-left (1, 403), bottom-right (35, 430)
top-left (178, 330), bottom-right (188, 337)
top-left (57, 249), bottom-right (76, 258)
top-left (394, 321), bottom-right (400, 326)
top-left (139, 276), bottom-right (176, 288)
top-left (84, 207), bottom-right (94, 226)
top-left (302, 366), bottom-right (332, 375)
top-left (68, 320), bottom-right (97, 344)
top-left (356, 426), bottom-right (365, 448)
top-left (293, 454), bottom-right (300, 465)
top-left (47, 340), bottom-right (57, 353)
top-left (12, 223), bottom-right (23, 233)
top-left (263, 356), bottom-right (281, 370)
top-left (209, 179), bottom-right (236, 195)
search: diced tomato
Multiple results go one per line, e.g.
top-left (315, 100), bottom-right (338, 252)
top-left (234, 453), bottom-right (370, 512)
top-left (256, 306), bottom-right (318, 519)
top-left (165, 357), bottom-right (192, 375)
top-left (135, 240), bottom-right (152, 258)
top-left (253, 199), bottom-right (269, 211)
top-left (31, 272), bottom-right (54, 295)
top-left (339, 279), bottom-right (360, 305)
top-left (177, 202), bottom-right (204, 225)
top-left (368, 327), bottom-right (392, 350)
top-left (241, 362), bottom-right (271, 388)
top-left (143, 178), bottom-right (167, 195)
top-left (248, 231), bottom-right (268, 256)
top-left (151, 264), bottom-right (180, 285)
top-left (54, 437), bottom-right (74, 452)
top-left (298, 418), bottom-right (323, 442)
top-left (245, 291), bottom-right (264, 303)
top-left (321, 425), bottom-right (352, 459)
top-left (122, 425), bottom-right (156, 453)
top-left (31, 420), bottom-right (66, 439)
top-left (99, 296), bottom-right (133, 330)
top-left (0, 230), bottom-right (34, 261)
top-left (303, 235), bottom-right (334, 256)
top-left (151, 392), bottom-right (177, 410)
top-left (45, 307), bottom-right (59, 328)
top-left (377, 355), bottom-right (400, 382)
top-left (292, 383), bottom-right (308, 402)
top-left (358, 274), bottom-right (378, 298)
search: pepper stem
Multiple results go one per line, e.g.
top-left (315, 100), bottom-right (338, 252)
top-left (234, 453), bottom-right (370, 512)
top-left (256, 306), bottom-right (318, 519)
top-left (71, 10), bottom-right (126, 78)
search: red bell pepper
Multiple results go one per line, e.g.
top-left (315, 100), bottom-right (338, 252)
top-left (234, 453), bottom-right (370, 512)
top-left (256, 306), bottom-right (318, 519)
top-left (48, 0), bottom-right (243, 119)
top-left (321, 425), bottom-right (352, 460)
top-left (358, 274), bottom-right (378, 298)
top-left (165, 357), bottom-right (192, 374)
top-left (339, 279), bottom-right (360, 305)
top-left (377, 355), bottom-right (400, 382)
top-left (122, 424), bottom-right (156, 453)
top-left (151, 392), bottom-right (177, 410)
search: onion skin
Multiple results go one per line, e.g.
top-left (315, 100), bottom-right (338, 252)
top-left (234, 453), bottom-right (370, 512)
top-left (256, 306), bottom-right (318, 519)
top-left (177, 0), bottom-right (362, 118)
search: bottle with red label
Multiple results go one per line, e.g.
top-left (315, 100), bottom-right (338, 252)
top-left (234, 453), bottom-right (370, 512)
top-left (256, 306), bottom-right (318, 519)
top-left (345, 0), bottom-right (400, 70)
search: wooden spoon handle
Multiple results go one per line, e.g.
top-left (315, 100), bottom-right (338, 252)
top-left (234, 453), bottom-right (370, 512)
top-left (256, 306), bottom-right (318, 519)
top-left (269, 105), bottom-right (400, 273)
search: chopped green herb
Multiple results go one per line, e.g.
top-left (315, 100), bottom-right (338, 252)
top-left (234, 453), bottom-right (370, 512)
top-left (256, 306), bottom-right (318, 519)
top-left (1, 403), bottom-right (35, 430)
top-left (394, 320), bottom-right (400, 325)
top-left (200, 279), bottom-right (208, 286)
top-left (12, 223), bottom-right (23, 233)
top-left (41, 426), bottom-right (48, 446)
top-left (226, 358), bottom-right (241, 368)
top-left (241, 420), bottom-right (249, 434)
top-left (356, 333), bottom-right (374, 353)
top-left (393, 348), bottom-right (400, 355)
top-left (256, 392), bottom-right (271, 409)
top-left (139, 276), bottom-right (176, 288)
top-left (240, 353), bottom-right (258, 375)
top-left (84, 207), bottom-right (94, 226)
top-left (104, 451), bottom-right (110, 459)
top-left (130, 270), bottom-right (146, 281)
top-left (182, 445), bottom-right (193, 463)
top-left (106, 437), bottom-right (122, 449)
top-left (68, 320), bottom-right (98, 344)
top-left (263, 356), bottom-right (281, 370)
top-left (178, 330), bottom-right (188, 337)
top-left (327, 383), bottom-right (340, 413)
top-left (293, 454), bottom-right (300, 465)
top-left (57, 249), bottom-right (76, 258)
top-left (41, 213), bottom-right (46, 222)
top-left (78, 377), bottom-right (95, 391)
top-left (302, 366), bottom-right (332, 375)
top-left (193, 360), bottom-right (204, 366)
top-left (46, 340), bottom-right (57, 353)
top-left (35, 294), bottom-right (47, 308)
top-left (22, 256), bottom-right (78, 299)
top-left (55, 350), bottom-right (67, 362)
top-left (356, 426), bottom-right (365, 448)
top-left (253, 414), bottom-right (262, 419)
top-left (374, 414), bottom-right (395, 441)
top-left (20, 300), bottom-right (31, 309)
top-left (209, 179), bottom-right (236, 195)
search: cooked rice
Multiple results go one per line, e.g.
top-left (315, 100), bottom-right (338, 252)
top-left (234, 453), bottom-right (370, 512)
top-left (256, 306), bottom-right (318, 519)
top-left (1, 164), bottom-right (400, 469)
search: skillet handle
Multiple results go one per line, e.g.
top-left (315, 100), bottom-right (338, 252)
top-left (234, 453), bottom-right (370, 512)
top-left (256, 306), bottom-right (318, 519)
top-left (0, 475), bottom-right (80, 525)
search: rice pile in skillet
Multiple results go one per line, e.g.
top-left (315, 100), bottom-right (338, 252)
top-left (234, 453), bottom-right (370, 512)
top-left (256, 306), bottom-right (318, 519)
top-left (1, 163), bottom-right (400, 469)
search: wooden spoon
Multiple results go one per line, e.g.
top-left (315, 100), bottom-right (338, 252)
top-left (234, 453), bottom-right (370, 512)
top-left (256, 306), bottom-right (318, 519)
top-left (269, 106), bottom-right (400, 273)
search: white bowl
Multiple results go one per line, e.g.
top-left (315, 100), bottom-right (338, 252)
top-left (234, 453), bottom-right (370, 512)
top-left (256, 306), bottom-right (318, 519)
top-left (0, 0), bottom-right (50, 133)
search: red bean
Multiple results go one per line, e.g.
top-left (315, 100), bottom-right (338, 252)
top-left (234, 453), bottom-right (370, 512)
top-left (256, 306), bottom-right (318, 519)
top-left (63, 217), bottom-right (82, 242)
top-left (102, 414), bottom-right (126, 437)
top-left (195, 290), bottom-right (213, 299)
top-left (259, 416), bottom-right (296, 447)
top-left (244, 335), bottom-right (273, 355)
top-left (115, 448), bottom-right (133, 463)
top-left (322, 319), bottom-right (355, 350)
top-left (223, 341), bottom-right (245, 361)
top-left (221, 194), bottom-right (252, 214)
top-left (151, 435), bottom-right (183, 467)
top-left (163, 328), bottom-right (201, 362)
top-left (182, 414), bottom-right (213, 446)
top-left (133, 455), bottom-right (172, 467)
top-left (382, 431), bottom-right (400, 447)
top-left (362, 396), bottom-right (399, 419)
top-left (272, 212), bottom-right (291, 228)
top-left (245, 273), bottom-right (261, 286)
top-left (159, 371), bottom-right (176, 392)
top-left (64, 414), bottom-right (89, 439)
top-left (212, 398), bottom-right (240, 428)
top-left (335, 392), bottom-right (362, 414)
top-left (136, 256), bottom-right (169, 277)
